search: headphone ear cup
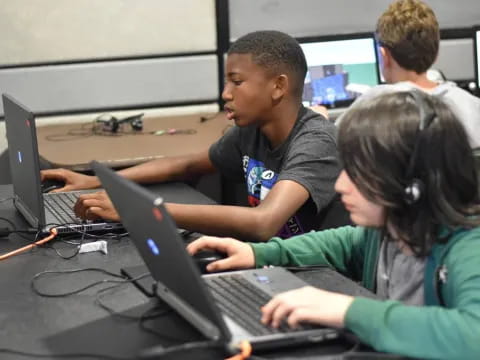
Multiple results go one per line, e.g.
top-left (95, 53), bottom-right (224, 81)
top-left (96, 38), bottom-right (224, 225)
top-left (404, 178), bottom-right (425, 205)
top-left (131, 118), bottom-right (143, 131)
top-left (100, 117), bottom-right (119, 133)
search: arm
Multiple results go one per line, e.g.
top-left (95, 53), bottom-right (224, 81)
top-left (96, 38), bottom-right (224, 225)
top-left (117, 148), bottom-right (216, 184)
top-left (41, 149), bottom-right (216, 192)
top-left (261, 234), bottom-right (480, 360)
top-left (186, 226), bottom-right (368, 275)
top-left (166, 179), bottom-right (310, 241)
top-left (251, 226), bottom-right (368, 279)
top-left (74, 177), bottom-right (309, 241)
top-left (344, 236), bottom-right (480, 360)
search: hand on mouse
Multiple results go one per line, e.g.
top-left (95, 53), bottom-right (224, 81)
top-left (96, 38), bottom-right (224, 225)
top-left (74, 191), bottom-right (120, 221)
top-left (41, 168), bottom-right (100, 193)
top-left (186, 236), bottom-right (255, 272)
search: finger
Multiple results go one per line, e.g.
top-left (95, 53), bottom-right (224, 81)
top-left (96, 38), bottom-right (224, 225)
top-left (77, 191), bottom-right (105, 201)
top-left (74, 197), bottom-right (103, 218)
top-left (269, 301), bottom-right (293, 328)
top-left (260, 297), bottom-right (281, 325)
top-left (50, 184), bottom-right (72, 193)
top-left (186, 236), bottom-right (226, 254)
top-left (40, 169), bottom-right (65, 181)
top-left (85, 207), bottom-right (104, 220)
top-left (205, 255), bottom-right (238, 272)
top-left (74, 198), bottom-right (88, 218)
top-left (287, 308), bottom-right (311, 329)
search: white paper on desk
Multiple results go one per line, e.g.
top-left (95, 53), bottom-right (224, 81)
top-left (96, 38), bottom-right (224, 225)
top-left (78, 240), bottom-right (108, 255)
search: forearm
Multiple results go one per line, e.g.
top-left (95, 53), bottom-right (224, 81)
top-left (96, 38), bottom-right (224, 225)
top-left (345, 297), bottom-right (480, 359)
top-left (251, 226), bottom-right (365, 270)
top-left (165, 203), bottom-right (281, 242)
top-left (117, 150), bottom-right (215, 184)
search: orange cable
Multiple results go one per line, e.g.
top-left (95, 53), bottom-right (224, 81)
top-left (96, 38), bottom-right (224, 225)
top-left (225, 340), bottom-right (252, 360)
top-left (0, 228), bottom-right (58, 261)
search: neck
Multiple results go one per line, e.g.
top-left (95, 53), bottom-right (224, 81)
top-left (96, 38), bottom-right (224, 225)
top-left (260, 100), bottom-right (301, 149)
top-left (386, 223), bottom-right (415, 256)
top-left (389, 69), bottom-right (438, 90)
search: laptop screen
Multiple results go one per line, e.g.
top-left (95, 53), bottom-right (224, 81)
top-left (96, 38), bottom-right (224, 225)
top-left (475, 29), bottom-right (480, 89)
top-left (2, 94), bottom-right (46, 227)
top-left (300, 36), bottom-right (380, 108)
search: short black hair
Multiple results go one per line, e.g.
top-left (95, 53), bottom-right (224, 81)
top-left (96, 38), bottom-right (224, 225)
top-left (228, 30), bottom-right (307, 99)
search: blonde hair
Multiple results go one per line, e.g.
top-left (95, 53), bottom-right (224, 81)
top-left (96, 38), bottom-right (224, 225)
top-left (376, 0), bottom-right (439, 73)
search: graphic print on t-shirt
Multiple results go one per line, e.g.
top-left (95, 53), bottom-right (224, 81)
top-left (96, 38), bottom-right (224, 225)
top-left (243, 155), bottom-right (304, 238)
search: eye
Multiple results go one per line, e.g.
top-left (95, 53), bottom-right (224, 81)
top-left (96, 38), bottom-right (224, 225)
top-left (232, 80), bottom-right (243, 86)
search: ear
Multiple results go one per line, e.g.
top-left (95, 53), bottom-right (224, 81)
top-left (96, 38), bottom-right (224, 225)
top-left (380, 46), bottom-right (392, 68)
top-left (271, 74), bottom-right (288, 101)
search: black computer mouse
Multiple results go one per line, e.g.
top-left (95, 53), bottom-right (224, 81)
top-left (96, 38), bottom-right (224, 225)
top-left (193, 250), bottom-right (227, 274)
top-left (41, 179), bottom-right (66, 193)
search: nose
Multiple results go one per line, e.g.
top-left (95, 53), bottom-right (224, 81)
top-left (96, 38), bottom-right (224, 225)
top-left (334, 170), bottom-right (349, 194)
top-left (222, 83), bottom-right (233, 102)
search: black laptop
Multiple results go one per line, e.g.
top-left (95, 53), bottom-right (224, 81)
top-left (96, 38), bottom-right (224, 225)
top-left (2, 94), bottom-right (123, 235)
top-left (92, 160), bottom-right (339, 352)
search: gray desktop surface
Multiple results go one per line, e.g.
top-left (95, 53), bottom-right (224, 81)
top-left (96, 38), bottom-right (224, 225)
top-left (0, 183), bottom-right (392, 360)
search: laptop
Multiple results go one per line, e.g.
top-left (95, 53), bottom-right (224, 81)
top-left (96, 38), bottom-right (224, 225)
top-left (92, 160), bottom-right (340, 352)
top-left (474, 27), bottom-right (480, 91)
top-left (2, 93), bottom-right (123, 235)
top-left (300, 34), bottom-right (381, 108)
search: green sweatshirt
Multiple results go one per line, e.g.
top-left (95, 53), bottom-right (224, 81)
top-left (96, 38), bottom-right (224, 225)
top-left (251, 226), bottom-right (480, 360)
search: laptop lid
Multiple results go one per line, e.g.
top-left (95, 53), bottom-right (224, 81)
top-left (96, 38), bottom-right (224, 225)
top-left (3, 94), bottom-right (46, 228)
top-left (2, 93), bottom-right (124, 234)
top-left (474, 27), bottom-right (480, 90)
top-left (91, 161), bottom-right (229, 342)
top-left (299, 34), bottom-right (380, 108)
top-left (93, 161), bottom-right (340, 351)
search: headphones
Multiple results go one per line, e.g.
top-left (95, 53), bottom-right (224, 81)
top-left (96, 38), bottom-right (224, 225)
top-left (95, 113), bottom-right (144, 133)
top-left (403, 91), bottom-right (437, 205)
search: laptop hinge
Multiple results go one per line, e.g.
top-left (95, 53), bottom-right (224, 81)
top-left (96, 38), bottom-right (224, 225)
top-left (14, 195), bottom-right (40, 229)
top-left (154, 281), bottom-right (222, 341)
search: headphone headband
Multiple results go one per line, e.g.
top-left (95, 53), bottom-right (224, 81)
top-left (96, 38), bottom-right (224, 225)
top-left (403, 90), bottom-right (437, 205)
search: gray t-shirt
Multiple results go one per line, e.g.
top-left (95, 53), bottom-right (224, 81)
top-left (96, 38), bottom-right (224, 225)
top-left (336, 81), bottom-right (480, 148)
top-left (376, 240), bottom-right (426, 306)
top-left (209, 106), bottom-right (340, 238)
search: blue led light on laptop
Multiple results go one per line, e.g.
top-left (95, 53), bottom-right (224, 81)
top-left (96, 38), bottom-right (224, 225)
top-left (146, 238), bottom-right (160, 255)
top-left (253, 273), bottom-right (271, 284)
top-left (17, 151), bottom-right (22, 164)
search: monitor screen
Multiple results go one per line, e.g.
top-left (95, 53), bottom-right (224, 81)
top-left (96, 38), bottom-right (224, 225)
top-left (300, 36), bottom-right (380, 108)
top-left (475, 29), bottom-right (480, 88)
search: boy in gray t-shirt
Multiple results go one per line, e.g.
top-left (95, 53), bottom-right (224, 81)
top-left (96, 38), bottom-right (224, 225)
top-left (41, 31), bottom-right (343, 242)
top-left (210, 105), bottom-right (339, 238)
top-left (334, 0), bottom-right (480, 148)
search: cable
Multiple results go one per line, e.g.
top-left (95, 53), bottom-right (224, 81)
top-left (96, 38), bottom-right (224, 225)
top-left (94, 275), bottom-right (161, 321)
top-left (200, 111), bottom-right (221, 123)
top-left (31, 268), bottom-right (128, 297)
top-left (139, 340), bottom-right (224, 359)
top-left (46, 228), bottom-right (87, 260)
top-left (0, 216), bottom-right (40, 242)
top-left (0, 348), bottom-right (129, 359)
top-left (42, 222), bottom-right (129, 241)
top-left (225, 340), bottom-right (252, 360)
top-left (0, 228), bottom-right (57, 261)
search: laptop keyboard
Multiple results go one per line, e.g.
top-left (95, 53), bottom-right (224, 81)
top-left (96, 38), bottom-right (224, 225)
top-left (44, 192), bottom-right (82, 224)
top-left (205, 274), bottom-right (312, 336)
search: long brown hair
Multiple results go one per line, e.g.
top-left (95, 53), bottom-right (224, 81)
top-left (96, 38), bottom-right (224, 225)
top-left (338, 91), bottom-right (480, 255)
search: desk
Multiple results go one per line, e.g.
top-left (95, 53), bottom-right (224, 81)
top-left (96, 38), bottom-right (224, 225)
top-left (0, 184), bottom-right (395, 360)
top-left (36, 113), bottom-right (230, 171)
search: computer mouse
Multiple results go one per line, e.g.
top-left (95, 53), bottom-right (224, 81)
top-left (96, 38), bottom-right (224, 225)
top-left (192, 250), bottom-right (227, 274)
top-left (41, 179), bottom-right (66, 193)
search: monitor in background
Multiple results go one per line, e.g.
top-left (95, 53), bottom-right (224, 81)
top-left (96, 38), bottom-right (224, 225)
top-left (475, 28), bottom-right (480, 89)
top-left (300, 35), bottom-right (380, 108)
